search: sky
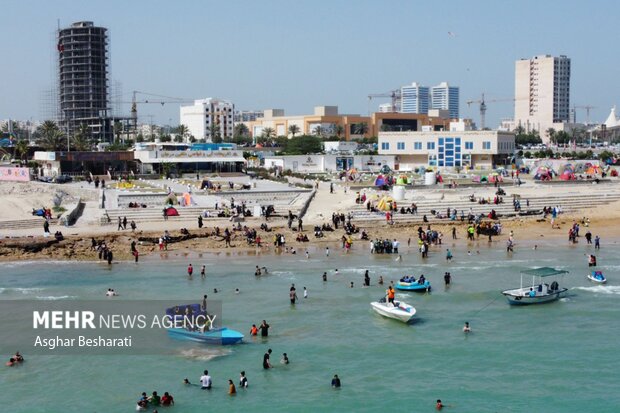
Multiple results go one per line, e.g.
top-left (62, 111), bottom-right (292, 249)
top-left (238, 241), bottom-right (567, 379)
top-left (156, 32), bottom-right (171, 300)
top-left (1, 0), bottom-right (618, 128)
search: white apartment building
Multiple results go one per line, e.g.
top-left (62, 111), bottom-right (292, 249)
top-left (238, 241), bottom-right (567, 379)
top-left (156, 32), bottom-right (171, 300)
top-left (431, 82), bottom-right (459, 119)
top-left (401, 82), bottom-right (430, 114)
top-left (514, 54), bottom-right (571, 138)
top-left (378, 130), bottom-right (515, 171)
top-left (180, 98), bottom-right (234, 142)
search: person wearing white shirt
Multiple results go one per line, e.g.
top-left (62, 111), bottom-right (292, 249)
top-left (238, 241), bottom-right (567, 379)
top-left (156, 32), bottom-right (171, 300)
top-left (200, 370), bottom-right (212, 389)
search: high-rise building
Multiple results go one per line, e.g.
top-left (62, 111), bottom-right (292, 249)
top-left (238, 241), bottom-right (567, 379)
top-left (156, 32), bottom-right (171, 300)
top-left (401, 82), bottom-right (430, 114)
top-left (180, 98), bottom-right (235, 142)
top-left (57, 21), bottom-right (111, 142)
top-left (431, 82), bottom-right (459, 119)
top-left (514, 54), bottom-right (571, 135)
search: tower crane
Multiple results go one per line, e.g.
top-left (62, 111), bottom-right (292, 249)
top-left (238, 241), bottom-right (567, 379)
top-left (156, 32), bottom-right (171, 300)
top-left (367, 89), bottom-right (401, 114)
top-left (121, 91), bottom-right (193, 124)
top-left (466, 94), bottom-right (526, 130)
top-left (573, 105), bottom-right (597, 124)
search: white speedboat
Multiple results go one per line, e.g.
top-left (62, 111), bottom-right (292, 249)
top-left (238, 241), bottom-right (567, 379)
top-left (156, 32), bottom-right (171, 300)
top-left (502, 267), bottom-right (569, 305)
top-left (370, 299), bottom-right (416, 323)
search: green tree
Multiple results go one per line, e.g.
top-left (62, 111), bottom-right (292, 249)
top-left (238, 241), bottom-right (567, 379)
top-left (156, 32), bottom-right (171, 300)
top-left (72, 124), bottom-right (92, 151)
top-left (598, 150), bottom-right (614, 164)
top-left (288, 124), bottom-right (300, 138)
top-left (354, 122), bottom-right (369, 137)
top-left (380, 124), bottom-right (393, 132)
top-left (546, 128), bottom-right (556, 144)
top-left (282, 135), bottom-right (323, 155)
top-left (176, 124), bottom-right (189, 142)
top-left (113, 120), bottom-right (123, 143)
top-left (159, 134), bottom-right (172, 143)
top-left (554, 131), bottom-right (571, 145)
top-left (234, 123), bottom-right (250, 139)
top-left (333, 124), bottom-right (344, 140)
top-left (37, 121), bottom-right (65, 151)
top-left (261, 127), bottom-right (275, 140)
top-left (136, 133), bottom-right (144, 143)
top-left (210, 124), bottom-right (222, 143)
top-left (13, 139), bottom-right (29, 162)
top-left (313, 126), bottom-right (325, 138)
top-left (173, 135), bottom-right (183, 143)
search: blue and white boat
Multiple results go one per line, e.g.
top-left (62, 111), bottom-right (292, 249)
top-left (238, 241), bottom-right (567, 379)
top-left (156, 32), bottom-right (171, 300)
top-left (396, 277), bottom-right (431, 292)
top-left (165, 304), bottom-right (244, 345)
top-left (587, 270), bottom-right (606, 284)
top-left (167, 327), bottom-right (244, 345)
top-left (502, 267), bottom-right (569, 305)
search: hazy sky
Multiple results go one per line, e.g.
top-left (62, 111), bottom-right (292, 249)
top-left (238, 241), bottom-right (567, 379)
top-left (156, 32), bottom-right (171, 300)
top-left (1, 0), bottom-right (617, 127)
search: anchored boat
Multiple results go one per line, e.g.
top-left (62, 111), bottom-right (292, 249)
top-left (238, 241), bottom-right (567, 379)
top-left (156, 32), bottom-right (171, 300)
top-left (370, 298), bottom-right (416, 323)
top-left (502, 267), bottom-right (569, 305)
top-left (165, 304), bottom-right (244, 345)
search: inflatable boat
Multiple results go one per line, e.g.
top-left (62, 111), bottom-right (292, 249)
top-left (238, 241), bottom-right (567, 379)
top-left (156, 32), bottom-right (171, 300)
top-left (396, 279), bottom-right (431, 292)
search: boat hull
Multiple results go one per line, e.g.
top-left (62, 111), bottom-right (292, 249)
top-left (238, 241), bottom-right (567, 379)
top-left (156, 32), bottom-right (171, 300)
top-left (370, 301), bottom-right (416, 323)
top-left (587, 274), bottom-right (606, 284)
top-left (502, 288), bottom-right (568, 305)
top-left (167, 327), bottom-right (244, 345)
top-left (396, 281), bottom-right (431, 292)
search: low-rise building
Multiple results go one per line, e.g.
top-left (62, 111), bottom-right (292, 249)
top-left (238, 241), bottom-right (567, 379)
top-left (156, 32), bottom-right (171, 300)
top-left (378, 130), bottom-right (515, 171)
top-left (263, 154), bottom-right (396, 173)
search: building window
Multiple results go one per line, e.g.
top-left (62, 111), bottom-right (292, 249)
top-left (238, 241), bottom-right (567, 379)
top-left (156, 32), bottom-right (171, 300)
top-left (381, 142), bottom-right (390, 150)
top-left (397, 142), bottom-right (405, 150)
top-left (427, 142), bottom-right (435, 150)
top-left (483, 141), bottom-right (491, 150)
top-left (414, 142), bottom-right (422, 150)
top-left (465, 142), bottom-right (473, 150)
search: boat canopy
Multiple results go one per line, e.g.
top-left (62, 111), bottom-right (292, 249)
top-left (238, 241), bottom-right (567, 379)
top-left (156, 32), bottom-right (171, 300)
top-left (521, 267), bottom-right (569, 277)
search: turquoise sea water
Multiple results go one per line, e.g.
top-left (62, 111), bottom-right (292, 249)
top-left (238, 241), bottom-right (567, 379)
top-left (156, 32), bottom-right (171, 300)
top-left (1, 238), bottom-right (619, 412)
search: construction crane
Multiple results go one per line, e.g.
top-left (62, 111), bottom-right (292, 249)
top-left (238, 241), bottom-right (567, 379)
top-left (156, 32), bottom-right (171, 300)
top-left (573, 105), bottom-right (597, 124)
top-left (368, 89), bottom-right (401, 114)
top-left (122, 91), bottom-right (193, 124)
top-left (466, 94), bottom-right (526, 130)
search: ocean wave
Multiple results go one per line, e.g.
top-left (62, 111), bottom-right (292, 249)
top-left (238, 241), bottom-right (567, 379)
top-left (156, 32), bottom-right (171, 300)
top-left (11, 288), bottom-right (44, 294)
top-left (178, 347), bottom-right (231, 361)
top-left (572, 285), bottom-right (620, 295)
top-left (35, 295), bottom-right (77, 300)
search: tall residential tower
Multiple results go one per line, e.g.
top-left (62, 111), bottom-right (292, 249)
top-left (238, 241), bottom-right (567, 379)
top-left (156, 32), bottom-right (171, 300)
top-left (400, 82), bottom-right (430, 114)
top-left (514, 54), bottom-right (571, 135)
top-left (431, 82), bottom-right (459, 119)
top-left (57, 21), bottom-right (111, 142)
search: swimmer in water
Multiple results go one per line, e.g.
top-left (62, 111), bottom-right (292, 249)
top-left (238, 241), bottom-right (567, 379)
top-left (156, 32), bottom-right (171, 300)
top-left (235, 288), bottom-right (240, 294)
top-left (533, 244), bottom-right (538, 250)
top-left (281, 353), bottom-right (289, 364)
top-left (322, 272), bottom-right (327, 282)
top-left (213, 288), bottom-right (218, 293)
top-left (303, 287), bottom-right (308, 298)
top-left (228, 379), bottom-right (236, 395)
top-left (378, 276), bottom-right (384, 285)
top-left (350, 281), bottom-right (354, 288)
top-left (305, 250), bottom-right (309, 259)
top-left (334, 269), bottom-right (339, 276)
top-left (436, 399), bottom-right (444, 410)
top-left (463, 322), bottom-right (471, 333)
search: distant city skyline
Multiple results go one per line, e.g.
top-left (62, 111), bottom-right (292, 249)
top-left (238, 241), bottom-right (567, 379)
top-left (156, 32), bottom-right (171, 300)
top-left (1, 0), bottom-right (618, 130)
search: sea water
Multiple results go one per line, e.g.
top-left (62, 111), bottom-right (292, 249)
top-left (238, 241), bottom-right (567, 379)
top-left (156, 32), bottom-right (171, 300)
top-left (1, 239), bottom-right (619, 412)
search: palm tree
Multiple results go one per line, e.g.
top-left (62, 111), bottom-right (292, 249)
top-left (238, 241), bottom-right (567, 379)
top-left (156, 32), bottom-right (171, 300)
top-left (288, 124), bottom-right (300, 138)
top-left (234, 123), bottom-right (250, 138)
top-left (37, 121), bottom-right (65, 151)
top-left (313, 126), bottom-right (325, 137)
top-left (333, 124), bottom-right (344, 139)
top-left (354, 122), bottom-right (369, 136)
top-left (210, 124), bottom-right (222, 143)
top-left (546, 128), bottom-right (556, 144)
top-left (13, 139), bottom-right (29, 162)
top-left (176, 124), bottom-right (189, 142)
top-left (72, 124), bottom-right (91, 151)
top-left (262, 127), bottom-right (275, 140)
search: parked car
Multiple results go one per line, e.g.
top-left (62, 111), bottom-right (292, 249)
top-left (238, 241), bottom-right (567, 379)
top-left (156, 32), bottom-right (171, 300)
top-left (54, 175), bottom-right (73, 184)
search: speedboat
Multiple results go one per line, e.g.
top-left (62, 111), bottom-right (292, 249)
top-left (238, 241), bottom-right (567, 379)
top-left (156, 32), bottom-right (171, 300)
top-left (370, 299), bottom-right (416, 323)
top-left (587, 270), bottom-right (606, 284)
top-left (396, 279), bottom-right (431, 292)
top-left (502, 267), bottom-right (569, 305)
top-left (167, 327), bottom-right (244, 345)
top-left (165, 304), bottom-right (244, 345)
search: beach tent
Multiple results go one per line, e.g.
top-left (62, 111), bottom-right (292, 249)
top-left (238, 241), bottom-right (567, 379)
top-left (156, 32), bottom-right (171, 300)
top-left (376, 196), bottom-right (394, 211)
top-left (586, 165), bottom-right (600, 175)
top-left (374, 174), bottom-right (387, 187)
top-left (534, 166), bottom-right (552, 181)
top-left (164, 207), bottom-right (179, 216)
top-left (488, 173), bottom-right (503, 183)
